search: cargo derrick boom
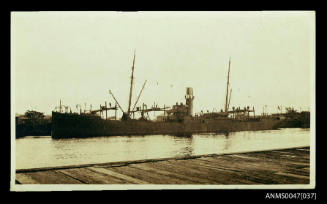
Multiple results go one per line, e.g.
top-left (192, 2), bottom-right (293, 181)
top-left (132, 80), bottom-right (147, 112)
top-left (108, 90), bottom-right (125, 113)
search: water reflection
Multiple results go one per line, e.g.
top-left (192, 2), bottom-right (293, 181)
top-left (171, 135), bottom-right (194, 156)
top-left (223, 134), bottom-right (232, 151)
top-left (16, 128), bottom-right (310, 169)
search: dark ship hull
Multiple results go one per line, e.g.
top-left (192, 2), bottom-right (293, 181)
top-left (51, 111), bottom-right (281, 139)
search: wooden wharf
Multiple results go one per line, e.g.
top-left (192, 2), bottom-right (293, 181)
top-left (15, 147), bottom-right (310, 185)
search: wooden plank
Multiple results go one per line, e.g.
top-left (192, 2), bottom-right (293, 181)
top-left (166, 159), bottom-right (257, 184)
top-left (251, 150), bottom-right (309, 163)
top-left (181, 158), bottom-right (267, 184)
top-left (282, 148), bottom-right (311, 155)
top-left (128, 163), bottom-right (201, 184)
top-left (216, 155), bottom-right (277, 170)
top-left (284, 169), bottom-right (310, 177)
top-left (58, 168), bottom-right (126, 184)
top-left (196, 157), bottom-right (306, 184)
top-left (302, 167), bottom-right (310, 172)
top-left (269, 153), bottom-right (310, 162)
top-left (190, 157), bottom-right (293, 184)
top-left (283, 162), bottom-right (310, 170)
top-left (16, 173), bottom-right (39, 184)
top-left (297, 148), bottom-right (310, 152)
top-left (228, 154), bottom-right (261, 160)
top-left (128, 164), bottom-right (197, 184)
top-left (273, 172), bottom-right (309, 184)
top-left (199, 156), bottom-right (284, 173)
top-left (137, 161), bottom-right (218, 184)
top-left (172, 158), bottom-right (242, 174)
top-left (88, 167), bottom-right (149, 184)
top-left (107, 165), bottom-right (197, 184)
top-left (21, 170), bottom-right (84, 184)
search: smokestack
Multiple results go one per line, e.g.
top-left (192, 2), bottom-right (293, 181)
top-left (185, 87), bottom-right (194, 116)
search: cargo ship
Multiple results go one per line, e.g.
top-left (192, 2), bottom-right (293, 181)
top-left (51, 53), bottom-right (285, 139)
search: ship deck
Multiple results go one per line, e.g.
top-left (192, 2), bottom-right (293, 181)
top-left (15, 147), bottom-right (310, 185)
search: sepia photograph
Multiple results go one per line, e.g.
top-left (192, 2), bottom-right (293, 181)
top-left (11, 11), bottom-right (315, 191)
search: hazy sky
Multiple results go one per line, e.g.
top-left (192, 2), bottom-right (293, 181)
top-left (11, 11), bottom-right (315, 117)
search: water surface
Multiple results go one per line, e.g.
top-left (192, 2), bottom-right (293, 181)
top-left (16, 128), bottom-right (310, 169)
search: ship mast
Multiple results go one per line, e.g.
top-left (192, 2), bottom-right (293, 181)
top-left (224, 57), bottom-right (231, 113)
top-left (227, 88), bottom-right (232, 111)
top-left (127, 50), bottom-right (136, 116)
